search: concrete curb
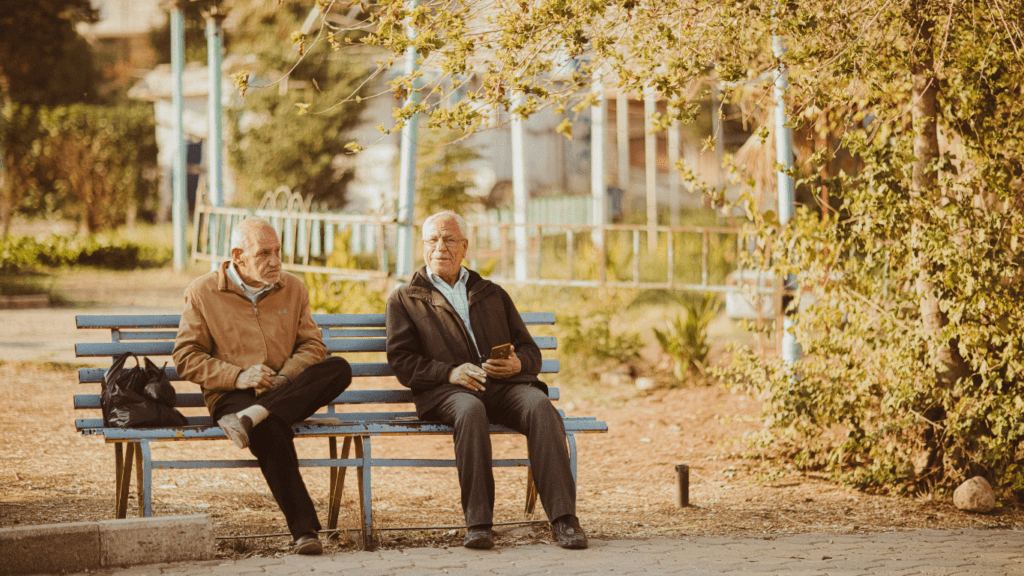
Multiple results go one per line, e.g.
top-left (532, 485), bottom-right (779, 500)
top-left (0, 515), bottom-right (214, 575)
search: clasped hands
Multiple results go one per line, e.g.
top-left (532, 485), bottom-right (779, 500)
top-left (448, 345), bottom-right (521, 392)
top-left (236, 364), bottom-right (289, 395)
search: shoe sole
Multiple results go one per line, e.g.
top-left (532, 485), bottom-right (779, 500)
top-left (219, 416), bottom-right (249, 449)
top-left (464, 537), bottom-right (494, 549)
top-left (294, 541), bottom-right (323, 555)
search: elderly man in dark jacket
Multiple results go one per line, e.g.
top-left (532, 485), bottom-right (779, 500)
top-left (385, 210), bottom-right (587, 550)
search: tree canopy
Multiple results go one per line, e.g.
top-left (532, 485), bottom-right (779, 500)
top-left (281, 0), bottom-right (1024, 495)
top-left (226, 0), bottom-right (369, 207)
top-left (0, 0), bottom-right (98, 105)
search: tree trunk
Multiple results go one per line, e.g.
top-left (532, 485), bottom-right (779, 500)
top-left (911, 10), bottom-right (967, 390)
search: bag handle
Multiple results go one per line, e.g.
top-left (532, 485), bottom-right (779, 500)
top-left (104, 351), bottom-right (140, 382)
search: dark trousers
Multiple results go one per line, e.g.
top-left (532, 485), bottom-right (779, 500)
top-left (426, 383), bottom-right (576, 528)
top-left (211, 356), bottom-right (351, 539)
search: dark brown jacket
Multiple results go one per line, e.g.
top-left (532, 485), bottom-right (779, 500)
top-left (385, 266), bottom-right (546, 417)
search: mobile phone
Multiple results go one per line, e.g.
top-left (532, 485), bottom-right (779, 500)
top-left (490, 343), bottom-right (512, 359)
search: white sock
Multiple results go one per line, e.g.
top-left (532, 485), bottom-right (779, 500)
top-left (238, 405), bottom-right (269, 426)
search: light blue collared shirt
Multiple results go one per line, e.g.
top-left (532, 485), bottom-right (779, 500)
top-left (226, 262), bottom-right (273, 304)
top-left (426, 265), bottom-right (481, 358)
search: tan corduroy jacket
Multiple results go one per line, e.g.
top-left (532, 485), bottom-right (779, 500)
top-left (172, 261), bottom-right (327, 414)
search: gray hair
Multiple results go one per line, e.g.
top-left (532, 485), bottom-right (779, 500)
top-left (230, 217), bottom-right (275, 253)
top-left (422, 210), bottom-right (468, 238)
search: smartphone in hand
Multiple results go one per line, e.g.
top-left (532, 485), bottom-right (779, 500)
top-left (490, 343), bottom-right (512, 359)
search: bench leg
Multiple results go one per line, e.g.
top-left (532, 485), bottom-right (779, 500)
top-left (115, 442), bottom-right (134, 518)
top-left (354, 436), bottom-right (374, 551)
top-left (524, 467), bottom-right (538, 515)
top-left (138, 441), bottom-right (153, 517)
top-left (567, 433), bottom-right (578, 483)
top-left (327, 436), bottom-right (352, 530)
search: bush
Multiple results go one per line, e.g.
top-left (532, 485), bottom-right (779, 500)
top-left (653, 294), bottom-right (723, 381)
top-left (0, 234), bottom-right (170, 274)
top-left (2, 103), bottom-right (159, 233)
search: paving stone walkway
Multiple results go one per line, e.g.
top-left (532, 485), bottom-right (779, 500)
top-left (74, 529), bottom-right (1023, 576)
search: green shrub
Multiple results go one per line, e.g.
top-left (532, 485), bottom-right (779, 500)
top-left (653, 294), bottom-right (722, 381)
top-left (4, 103), bottom-right (160, 231)
top-left (0, 234), bottom-right (170, 274)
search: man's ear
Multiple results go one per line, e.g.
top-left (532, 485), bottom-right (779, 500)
top-left (230, 247), bottom-right (243, 265)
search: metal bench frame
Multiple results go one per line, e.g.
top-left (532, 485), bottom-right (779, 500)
top-left (74, 313), bottom-right (607, 550)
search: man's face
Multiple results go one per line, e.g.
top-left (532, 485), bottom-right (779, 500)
top-left (423, 217), bottom-right (468, 284)
top-left (233, 225), bottom-right (282, 287)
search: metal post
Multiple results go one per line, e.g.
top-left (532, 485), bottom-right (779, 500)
top-left (395, 0), bottom-right (420, 278)
top-left (644, 86), bottom-right (657, 252)
top-left (675, 464), bottom-right (689, 507)
top-left (171, 2), bottom-right (188, 271)
top-left (205, 7), bottom-right (226, 271)
top-left (616, 88), bottom-right (629, 195)
top-left (668, 118), bottom-right (680, 227)
top-left (511, 92), bottom-right (528, 281)
top-left (205, 10), bottom-right (225, 208)
top-left (590, 65), bottom-right (606, 251)
top-left (774, 34), bottom-right (801, 367)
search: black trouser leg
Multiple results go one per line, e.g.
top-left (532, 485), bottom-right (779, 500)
top-left (488, 384), bottom-right (576, 522)
top-left (256, 356), bottom-right (352, 424)
top-left (248, 415), bottom-right (321, 539)
top-left (427, 392), bottom-right (495, 528)
top-left (210, 357), bottom-right (352, 539)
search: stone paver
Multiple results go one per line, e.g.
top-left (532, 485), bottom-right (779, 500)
top-left (52, 529), bottom-right (1024, 576)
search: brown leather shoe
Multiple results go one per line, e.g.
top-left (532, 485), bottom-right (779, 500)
top-left (551, 515), bottom-right (588, 549)
top-left (463, 525), bottom-right (494, 549)
top-left (294, 532), bottom-right (323, 555)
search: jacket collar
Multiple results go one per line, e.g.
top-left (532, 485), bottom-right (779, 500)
top-left (408, 266), bottom-right (492, 304)
top-left (215, 260), bottom-right (287, 296)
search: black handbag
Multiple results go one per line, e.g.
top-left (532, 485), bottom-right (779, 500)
top-left (100, 352), bottom-right (188, 428)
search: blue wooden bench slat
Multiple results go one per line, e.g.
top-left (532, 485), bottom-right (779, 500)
top-left (74, 386), bottom-right (562, 410)
top-left (75, 336), bottom-right (558, 357)
top-left (76, 359), bottom-right (561, 384)
top-left (73, 311), bottom-right (604, 551)
top-left (96, 417), bottom-right (608, 440)
top-left (77, 312), bottom-right (557, 329)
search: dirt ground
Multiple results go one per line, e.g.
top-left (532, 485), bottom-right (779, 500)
top-left (1, 268), bottom-right (1022, 560)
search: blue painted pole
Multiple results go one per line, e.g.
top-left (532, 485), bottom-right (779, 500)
top-left (206, 9), bottom-right (226, 272)
top-left (171, 3), bottom-right (188, 271)
top-left (773, 34), bottom-right (801, 367)
top-left (205, 10), bottom-right (224, 208)
top-left (395, 0), bottom-right (420, 278)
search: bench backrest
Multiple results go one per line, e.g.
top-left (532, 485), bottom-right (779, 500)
top-left (74, 313), bottom-right (559, 431)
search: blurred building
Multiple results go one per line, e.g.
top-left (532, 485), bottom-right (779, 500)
top-left (76, 0), bottom-right (166, 100)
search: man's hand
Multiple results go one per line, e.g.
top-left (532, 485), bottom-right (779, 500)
top-left (483, 345), bottom-right (521, 379)
top-left (236, 364), bottom-right (275, 391)
top-left (450, 363), bottom-right (487, 392)
top-left (255, 373), bottom-right (290, 396)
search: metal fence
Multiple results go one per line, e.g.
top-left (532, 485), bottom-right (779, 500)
top-left (192, 188), bottom-right (776, 311)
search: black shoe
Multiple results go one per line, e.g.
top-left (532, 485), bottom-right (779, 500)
top-left (463, 525), bottom-right (494, 549)
top-left (294, 532), bottom-right (323, 555)
top-left (218, 414), bottom-right (253, 449)
top-left (551, 515), bottom-right (588, 549)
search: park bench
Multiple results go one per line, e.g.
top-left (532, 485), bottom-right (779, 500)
top-left (74, 312), bottom-right (608, 550)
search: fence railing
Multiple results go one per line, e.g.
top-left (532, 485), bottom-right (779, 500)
top-left (192, 189), bottom-right (776, 308)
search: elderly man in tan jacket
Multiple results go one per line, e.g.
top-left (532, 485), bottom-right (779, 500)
top-left (173, 217), bottom-right (350, 555)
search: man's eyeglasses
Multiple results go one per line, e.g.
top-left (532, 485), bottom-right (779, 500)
top-left (423, 236), bottom-right (464, 249)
